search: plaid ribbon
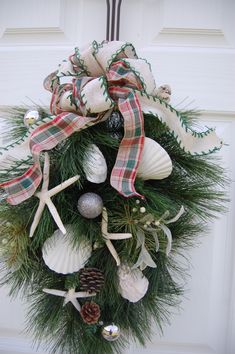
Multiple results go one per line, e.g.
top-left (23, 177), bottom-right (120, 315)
top-left (110, 89), bottom-right (144, 198)
top-left (1, 40), bottom-right (222, 205)
top-left (0, 113), bottom-right (102, 205)
top-left (107, 62), bottom-right (145, 198)
top-left (0, 61), bottom-right (145, 205)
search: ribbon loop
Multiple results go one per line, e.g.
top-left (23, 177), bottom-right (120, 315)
top-left (0, 41), bottom-right (223, 205)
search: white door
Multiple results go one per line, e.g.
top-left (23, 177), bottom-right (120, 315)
top-left (0, 1), bottom-right (234, 354)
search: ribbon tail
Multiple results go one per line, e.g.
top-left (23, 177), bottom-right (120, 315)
top-left (136, 229), bottom-right (145, 249)
top-left (152, 231), bottom-right (160, 253)
top-left (133, 244), bottom-right (157, 270)
top-left (165, 205), bottom-right (185, 224)
top-left (138, 94), bottom-right (223, 155)
top-left (110, 92), bottom-right (145, 198)
top-left (0, 112), bottom-right (100, 205)
top-left (141, 244), bottom-right (157, 268)
top-left (0, 163), bottom-right (42, 205)
top-left (159, 224), bottom-right (172, 256)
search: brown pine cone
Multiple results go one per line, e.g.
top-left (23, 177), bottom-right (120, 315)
top-left (79, 268), bottom-right (104, 293)
top-left (80, 301), bottom-right (101, 324)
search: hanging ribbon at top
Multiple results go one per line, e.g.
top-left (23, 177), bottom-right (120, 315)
top-left (0, 40), bottom-right (223, 206)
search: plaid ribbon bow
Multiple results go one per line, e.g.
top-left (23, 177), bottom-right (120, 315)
top-left (0, 40), bottom-right (222, 205)
top-left (0, 44), bottom-right (147, 205)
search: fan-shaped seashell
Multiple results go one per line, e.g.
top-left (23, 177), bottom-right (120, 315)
top-left (137, 137), bottom-right (172, 180)
top-left (117, 264), bottom-right (149, 303)
top-left (83, 144), bottom-right (107, 183)
top-left (42, 225), bottom-right (92, 274)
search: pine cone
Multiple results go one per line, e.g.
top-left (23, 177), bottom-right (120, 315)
top-left (79, 268), bottom-right (104, 293)
top-left (80, 301), bottom-right (101, 324)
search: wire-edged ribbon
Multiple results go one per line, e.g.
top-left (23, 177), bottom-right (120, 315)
top-left (0, 41), bottom-right (222, 205)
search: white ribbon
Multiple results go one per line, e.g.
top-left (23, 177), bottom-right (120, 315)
top-left (46, 40), bottom-right (222, 156)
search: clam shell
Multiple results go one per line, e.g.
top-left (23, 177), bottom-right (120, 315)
top-left (137, 137), bottom-right (172, 180)
top-left (83, 144), bottom-right (107, 183)
top-left (42, 225), bottom-right (92, 274)
top-left (117, 264), bottom-right (149, 303)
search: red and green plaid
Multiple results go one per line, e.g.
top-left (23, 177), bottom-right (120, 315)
top-left (110, 90), bottom-right (145, 198)
top-left (0, 112), bottom-right (100, 205)
top-left (0, 60), bottom-right (145, 205)
top-left (107, 61), bottom-right (145, 198)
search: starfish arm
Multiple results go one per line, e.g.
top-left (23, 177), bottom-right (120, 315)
top-left (107, 232), bottom-right (132, 240)
top-left (48, 175), bottom-right (80, 197)
top-left (46, 198), bottom-right (66, 234)
top-left (42, 152), bottom-right (50, 191)
top-left (29, 199), bottom-right (46, 237)
top-left (105, 239), bottom-right (120, 266)
top-left (70, 299), bottom-right (81, 312)
top-left (101, 207), bottom-right (108, 234)
top-left (43, 288), bottom-right (66, 297)
top-left (74, 291), bottom-right (96, 298)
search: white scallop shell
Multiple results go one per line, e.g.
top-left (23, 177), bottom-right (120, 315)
top-left (117, 264), bottom-right (149, 303)
top-left (137, 137), bottom-right (172, 180)
top-left (83, 144), bottom-right (107, 183)
top-left (42, 225), bottom-right (92, 274)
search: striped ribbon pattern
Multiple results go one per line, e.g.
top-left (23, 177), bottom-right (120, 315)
top-left (0, 61), bottom-right (145, 205)
top-left (0, 40), bottom-right (222, 205)
top-left (0, 113), bottom-right (101, 205)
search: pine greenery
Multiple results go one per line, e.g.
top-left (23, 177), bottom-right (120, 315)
top-left (0, 106), bottom-right (227, 354)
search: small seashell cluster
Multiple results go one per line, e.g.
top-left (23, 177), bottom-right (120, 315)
top-left (23, 110), bottom-right (40, 127)
top-left (117, 264), bottom-right (149, 302)
top-left (155, 84), bottom-right (172, 102)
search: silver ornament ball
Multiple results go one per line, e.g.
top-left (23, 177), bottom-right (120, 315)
top-left (101, 324), bottom-right (120, 342)
top-left (77, 193), bottom-right (103, 219)
top-left (24, 110), bottom-right (40, 127)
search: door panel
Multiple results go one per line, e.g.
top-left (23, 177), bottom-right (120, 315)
top-left (0, 1), bottom-right (234, 353)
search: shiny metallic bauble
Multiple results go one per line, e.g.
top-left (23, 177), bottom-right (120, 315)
top-left (106, 111), bottom-right (124, 131)
top-left (24, 110), bottom-right (40, 127)
top-left (106, 111), bottom-right (124, 139)
top-left (101, 324), bottom-right (120, 341)
top-left (77, 193), bottom-right (103, 219)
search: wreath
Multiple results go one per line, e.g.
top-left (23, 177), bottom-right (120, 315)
top-left (0, 40), bottom-right (226, 354)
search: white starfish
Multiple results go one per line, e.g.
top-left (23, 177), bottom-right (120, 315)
top-left (43, 288), bottom-right (96, 312)
top-left (30, 152), bottom-right (80, 237)
top-left (101, 207), bottom-right (132, 266)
